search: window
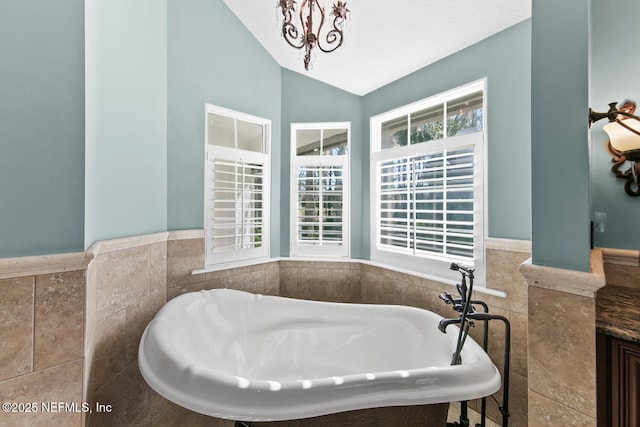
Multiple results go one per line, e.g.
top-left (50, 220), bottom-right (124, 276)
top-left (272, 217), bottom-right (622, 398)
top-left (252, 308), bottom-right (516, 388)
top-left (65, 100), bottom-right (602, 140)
top-left (205, 104), bottom-right (270, 266)
top-left (290, 123), bottom-right (350, 257)
top-left (370, 81), bottom-right (486, 285)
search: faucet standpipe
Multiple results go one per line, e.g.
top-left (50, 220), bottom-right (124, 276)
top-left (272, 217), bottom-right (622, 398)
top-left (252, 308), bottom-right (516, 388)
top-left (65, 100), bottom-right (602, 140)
top-left (440, 263), bottom-right (511, 427)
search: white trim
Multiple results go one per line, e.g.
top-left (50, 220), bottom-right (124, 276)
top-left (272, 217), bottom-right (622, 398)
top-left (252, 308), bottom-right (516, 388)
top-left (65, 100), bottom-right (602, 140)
top-left (370, 79), bottom-right (486, 152)
top-left (87, 232), bottom-right (169, 255)
top-left (0, 252), bottom-right (94, 280)
top-left (369, 79), bottom-right (487, 286)
top-left (168, 229), bottom-right (205, 241)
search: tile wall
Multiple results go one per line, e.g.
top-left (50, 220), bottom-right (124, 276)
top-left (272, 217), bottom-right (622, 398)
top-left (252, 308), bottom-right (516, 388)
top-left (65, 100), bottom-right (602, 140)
top-left (519, 250), bottom-right (607, 426)
top-left (0, 253), bottom-right (92, 427)
top-left (83, 233), bottom-right (168, 427)
top-left (174, 238), bottom-right (531, 427)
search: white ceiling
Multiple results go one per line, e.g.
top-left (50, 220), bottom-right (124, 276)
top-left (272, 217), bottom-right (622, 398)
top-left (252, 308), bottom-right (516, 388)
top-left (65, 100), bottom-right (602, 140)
top-left (222, 0), bottom-right (531, 95)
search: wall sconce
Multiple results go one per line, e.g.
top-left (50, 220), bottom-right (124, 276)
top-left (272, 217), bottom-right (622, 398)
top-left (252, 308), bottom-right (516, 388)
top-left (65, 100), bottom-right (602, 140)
top-left (589, 100), bottom-right (640, 196)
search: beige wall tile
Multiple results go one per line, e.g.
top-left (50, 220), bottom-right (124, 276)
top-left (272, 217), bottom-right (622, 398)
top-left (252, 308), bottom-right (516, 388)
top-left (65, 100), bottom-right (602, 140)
top-left (0, 360), bottom-right (82, 427)
top-left (401, 280), bottom-right (447, 314)
top-left (280, 260), bottom-right (314, 268)
top-left (509, 311), bottom-right (528, 378)
top-left (529, 390), bottom-right (595, 426)
top-left (179, 277), bottom-right (229, 296)
top-left (247, 261), bottom-right (279, 273)
top-left (92, 309), bottom-right (127, 390)
top-left (479, 370), bottom-right (528, 427)
top-left (90, 361), bottom-right (151, 427)
top-left (227, 270), bottom-right (267, 294)
top-left (528, 286), bottom-right (597, 419)
top-left (361, 271), bottom-right (398, 305)
top-left (264, 266), bottom-right (280, 296)
top-left (95, 246), bottom-right (151, 320)
top-left (205, 266), bottom-right (249, 281)
top-left (279, 267), bottom-right (298, 298)
top-left (313, 261), bottom-right (353, 270)
top-left (482, 249), bottom-right (529, 314)
top-left (149, 241), bottom-right (167, 296)
top-left (296, 267), bottom-right (334, 300)
top-left (167, 238), bottom-right (204, 288)
top-left (0, 277), bottom-right (34, 381)
top-left (125, 292), bottom-right (166, 364)
top-left (33, 271), bottom-right (84, 371)
top-left (331, 268), bottom-right (361, 303)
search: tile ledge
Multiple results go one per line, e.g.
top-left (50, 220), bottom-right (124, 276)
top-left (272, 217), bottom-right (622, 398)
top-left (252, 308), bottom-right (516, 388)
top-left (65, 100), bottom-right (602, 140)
top-left (518, 251), bottom-right (606, 297)
top-left (485, 237), bottom-right (531, 253)
top-left (87, 231), bottom-right (170, 255)
top-left (0, 252), bottom-right (94, 279)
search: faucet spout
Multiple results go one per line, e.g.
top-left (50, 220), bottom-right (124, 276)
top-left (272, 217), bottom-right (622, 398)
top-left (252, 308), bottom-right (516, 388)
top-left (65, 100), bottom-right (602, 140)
top-left (438, 317), bottom-right (461, 333)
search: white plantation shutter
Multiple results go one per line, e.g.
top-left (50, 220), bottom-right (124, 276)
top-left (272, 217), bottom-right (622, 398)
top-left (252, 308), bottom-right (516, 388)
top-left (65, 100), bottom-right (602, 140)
top-left (370, 80), bottom-right (485, 285)
top-left (290, 123), bottom-right (350, 257)
top-left (205, 105), bottom-right (270, 266)
top-left (296, 164), bottom-right (344, 246)
top-left (377, 145), bottom-right (475, 261)
top-left (208, 157), bottom-right (264, 252)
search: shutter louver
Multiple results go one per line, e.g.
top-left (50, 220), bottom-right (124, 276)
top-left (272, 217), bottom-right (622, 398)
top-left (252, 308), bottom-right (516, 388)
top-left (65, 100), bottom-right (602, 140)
top-left (208, 158), bottom-right (264, 255)
top-left (296, 165), bottom-right (344, 246)
top-left (377, 146), bottom-right (474, 262)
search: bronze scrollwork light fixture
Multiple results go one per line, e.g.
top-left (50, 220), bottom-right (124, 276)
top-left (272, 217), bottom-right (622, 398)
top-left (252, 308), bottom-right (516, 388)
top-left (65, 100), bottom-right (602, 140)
top-left (589, 100), bottom-right (640, 196)
top-left (278, 0), bottom-right (349, 70)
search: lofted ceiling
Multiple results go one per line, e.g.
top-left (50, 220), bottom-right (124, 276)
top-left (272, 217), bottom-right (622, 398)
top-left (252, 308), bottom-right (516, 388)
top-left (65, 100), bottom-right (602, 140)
top-left (222, 0), bottom-right (531, 96)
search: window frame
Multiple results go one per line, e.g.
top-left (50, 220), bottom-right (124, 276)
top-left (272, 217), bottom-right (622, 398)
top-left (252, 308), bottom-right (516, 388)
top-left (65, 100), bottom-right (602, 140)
top-left (290, 122), bottom-right (351, 258)
top-left (204, 103), bottom-right (271, 267)
top-left (369, 80), bottom-right (487, 286)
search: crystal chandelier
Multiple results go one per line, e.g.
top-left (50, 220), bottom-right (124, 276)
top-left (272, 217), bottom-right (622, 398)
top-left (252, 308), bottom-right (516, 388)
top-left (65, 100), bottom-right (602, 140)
top-left (278, 0), bottom-right (350, 70)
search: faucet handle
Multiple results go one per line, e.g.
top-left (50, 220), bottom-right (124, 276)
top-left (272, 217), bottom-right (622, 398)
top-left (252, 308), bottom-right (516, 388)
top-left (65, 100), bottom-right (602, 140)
top-left (439, 292), bottom-right (454, 305)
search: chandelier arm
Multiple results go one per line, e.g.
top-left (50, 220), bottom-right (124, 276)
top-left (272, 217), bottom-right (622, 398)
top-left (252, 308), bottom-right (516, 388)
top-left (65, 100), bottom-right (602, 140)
top-left (317, 16), bottom-right (345, 53)
top-left (282, 8), bottom-right (304, 49)
top-left (314, 0), bottom-right (326, 39)
top-left (278, 0), bottom-right (349, 69)
top-left (300, 0), bottom-right (311, 42)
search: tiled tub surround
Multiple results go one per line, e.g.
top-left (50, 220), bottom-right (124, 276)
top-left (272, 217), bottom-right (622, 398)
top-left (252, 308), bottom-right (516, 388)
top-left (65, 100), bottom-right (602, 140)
top-left (0, 232), bottom-right (530, 426)
top-left (0, 252), bottom-right (92, 427)
top-left (84, 233), bottom-right (169, 427)
top-left (165, 236), bottom-right (531, 427)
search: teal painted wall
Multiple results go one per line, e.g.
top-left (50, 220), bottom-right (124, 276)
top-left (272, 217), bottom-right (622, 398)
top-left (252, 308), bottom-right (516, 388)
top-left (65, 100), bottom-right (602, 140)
top-left (0, 0), bottom-right (85, 257)
top-left (362, 20), bottom-right (533, 258)
top-left (3, 2), bottom-right (604, 273)
top-left (85, 0), bottom-right (168, 248)
top-left (280, 69), bottom-right (364, 257)
top-left (589, 0), bottom-right (640, 250)
top-left (166, 0), bottom-right (282, 256)
top-left (531, 0), bottom-right (590, 271)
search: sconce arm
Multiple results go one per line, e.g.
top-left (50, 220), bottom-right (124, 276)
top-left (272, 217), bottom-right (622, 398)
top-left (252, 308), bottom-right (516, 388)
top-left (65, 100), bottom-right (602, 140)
top-left (589, 102), bottom-right (640, 128)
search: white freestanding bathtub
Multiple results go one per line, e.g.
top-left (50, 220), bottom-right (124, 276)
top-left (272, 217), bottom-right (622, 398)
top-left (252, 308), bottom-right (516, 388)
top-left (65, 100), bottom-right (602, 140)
top-left (138, 288), bottom-right (500, 422)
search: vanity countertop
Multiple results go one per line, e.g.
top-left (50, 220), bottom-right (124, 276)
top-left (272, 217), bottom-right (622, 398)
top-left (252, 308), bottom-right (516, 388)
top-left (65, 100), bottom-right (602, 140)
top-left (596, 284), bottom-right (640, 344)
